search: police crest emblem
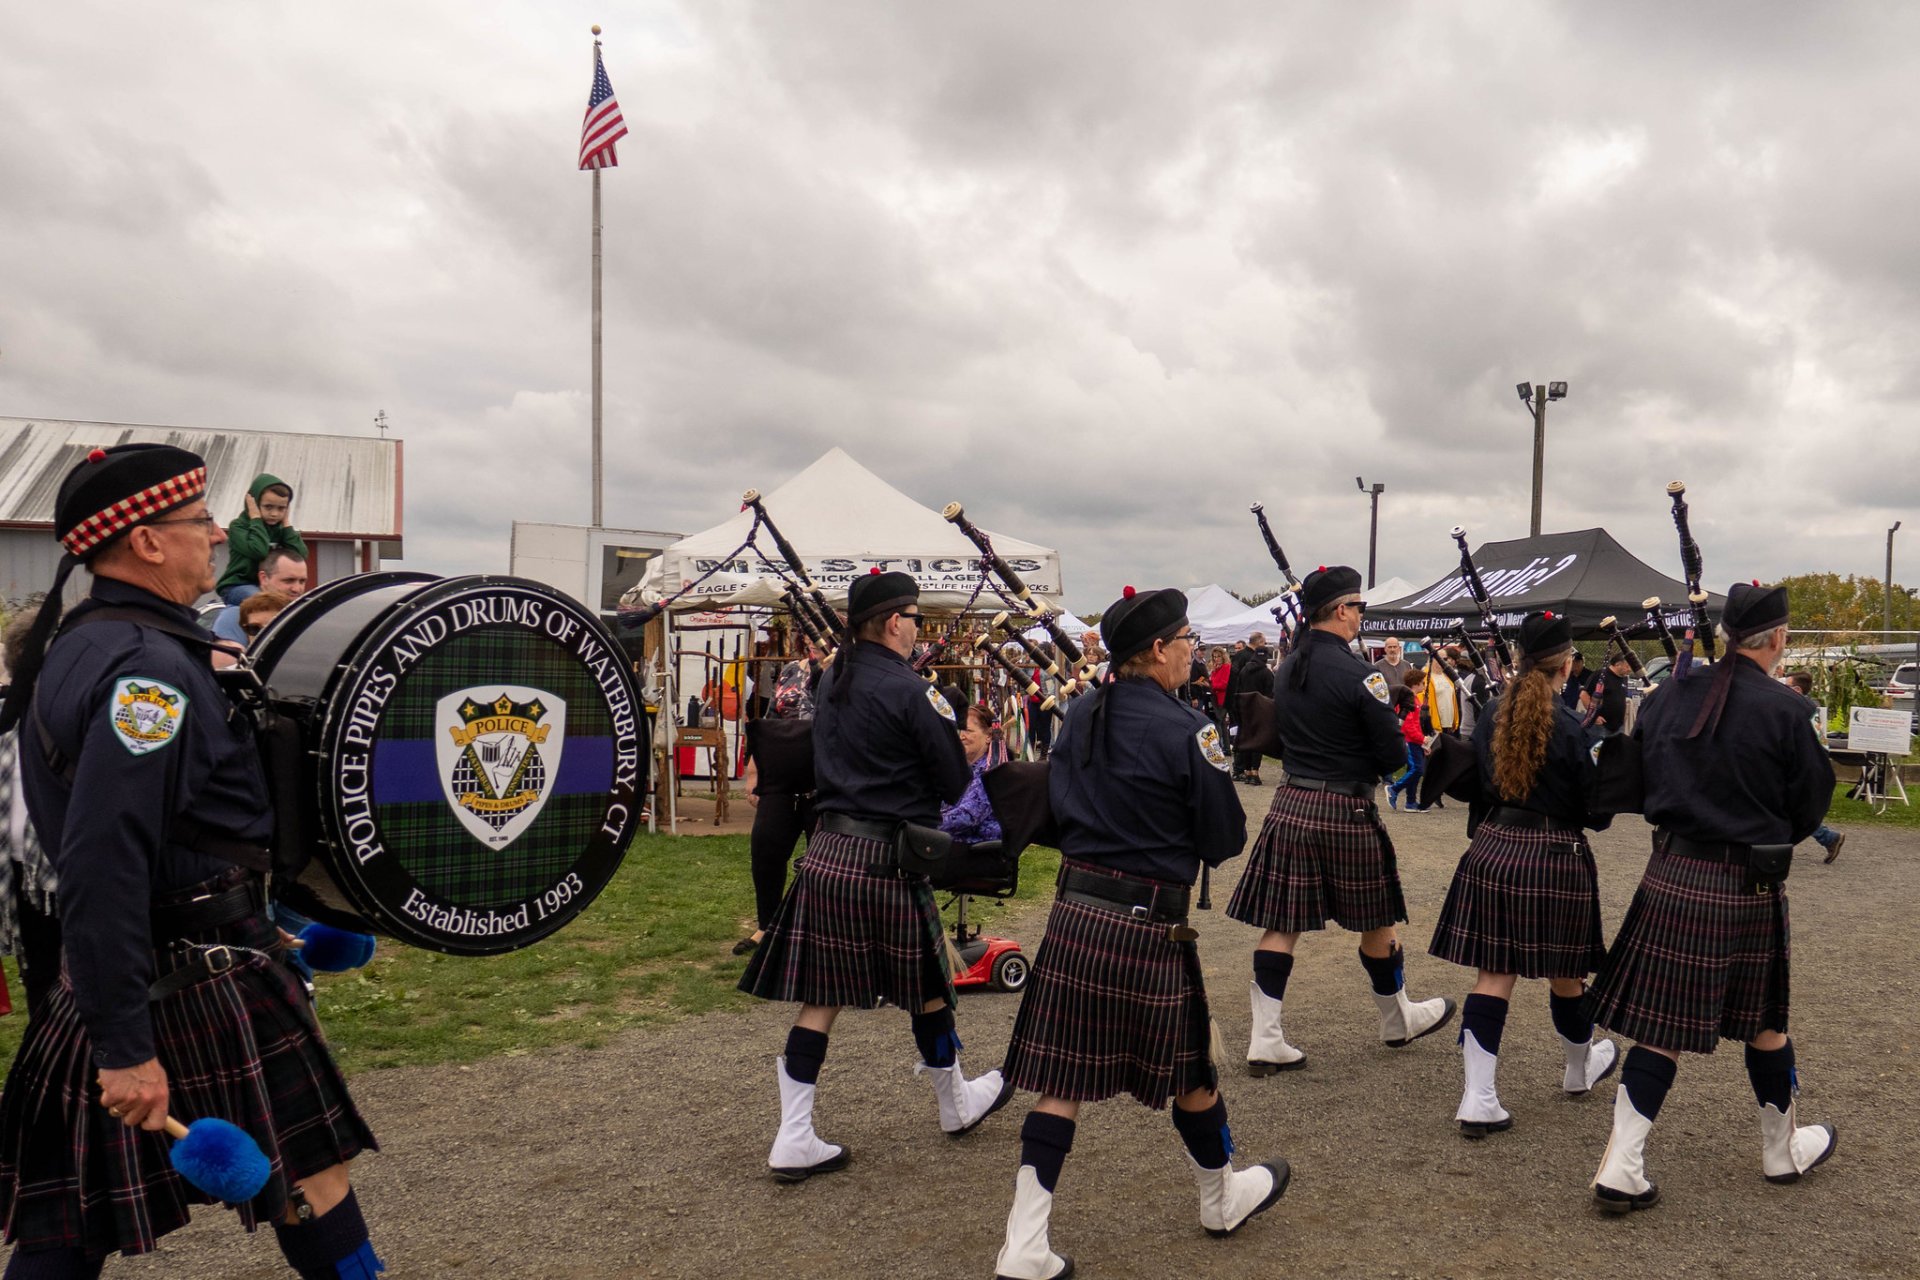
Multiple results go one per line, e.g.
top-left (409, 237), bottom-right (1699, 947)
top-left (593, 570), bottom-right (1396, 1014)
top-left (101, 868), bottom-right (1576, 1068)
top-left (926, 685), bottom-right (956, 722)
top-left (1196, 723), bottom-right (1231, 773)
top-left (1363, 672), bottom-right (1392, 704)
top-left (111, 678), bottom-right (186, 755)
top-left (435, 685), bottom-right (568, 848)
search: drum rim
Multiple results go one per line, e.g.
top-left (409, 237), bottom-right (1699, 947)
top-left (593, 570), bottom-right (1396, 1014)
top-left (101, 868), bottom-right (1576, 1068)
top-left (313, 575), bottom-right (640, 955)
top-left (249, 569), bottom-right (440, 679)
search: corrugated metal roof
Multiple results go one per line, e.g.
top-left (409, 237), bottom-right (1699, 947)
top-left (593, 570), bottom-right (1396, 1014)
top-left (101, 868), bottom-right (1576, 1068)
top-left (0, 417), bottom-right (402, 542)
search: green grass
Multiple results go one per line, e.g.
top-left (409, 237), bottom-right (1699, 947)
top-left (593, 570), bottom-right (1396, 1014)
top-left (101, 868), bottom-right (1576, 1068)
top-left (1826, 792), bottom-right (1920, 828)
top-left (0, 834), bottom-right (1063, 1079)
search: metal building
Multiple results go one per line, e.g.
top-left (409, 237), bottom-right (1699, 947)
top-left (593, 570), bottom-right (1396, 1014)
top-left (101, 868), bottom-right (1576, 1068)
top-left (0, 416), bottom-right (403, 606)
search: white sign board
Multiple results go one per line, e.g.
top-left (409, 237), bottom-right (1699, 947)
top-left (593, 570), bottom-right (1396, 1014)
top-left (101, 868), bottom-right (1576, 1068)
top-left (1847, 705), bottom-right (1914, 754)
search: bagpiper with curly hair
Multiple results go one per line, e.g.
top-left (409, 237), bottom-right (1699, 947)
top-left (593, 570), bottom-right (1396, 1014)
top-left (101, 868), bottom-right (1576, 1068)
top-left (1427, 610), bottom-right (1619, 1141)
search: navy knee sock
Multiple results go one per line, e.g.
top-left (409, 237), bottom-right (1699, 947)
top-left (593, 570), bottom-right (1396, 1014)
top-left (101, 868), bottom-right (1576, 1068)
top-left (1172, 1096), bottom-right (1234, 1170)
top-left (1549, 990), bottom-right (1592, 1043)
top-left (783, 1026), bottom-right (830, 1084)
top-left (1358, 945), bottom-right (1403, 996)
top-left (1019, 1111), bottom-right (1076, 1194)
top-left (1620, 1047), bottom-right (1678, 1122)
top-left (272, 1188), bottom-right (382, 1280)
top-left (1460, 993), bottom-right (1508, 1054)
top-left (1253, 950), bottom-right (1294, 1001)
top-left (1744, 1040), bottom-right (1796, 1112)
top-left (2, 1247), bottom-right (103, 1280)
top-left (911, 1007), bottom-right (960, 1069)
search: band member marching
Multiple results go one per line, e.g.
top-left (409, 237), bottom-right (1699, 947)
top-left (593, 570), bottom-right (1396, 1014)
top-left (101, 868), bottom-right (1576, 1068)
top-left (739, 571), bottom-right (1008, 1183)
top-left (0, 445), bottom-right (382, 1279)
top-left (994, 588), bottom-right (1288, 1280)
top-left (1426, 611), bottom-right (1619, 1140)
top-left (1583, 582), bottom-right (1838, 1211)
top-left (1226, 566), bottom-right (1454, 1072)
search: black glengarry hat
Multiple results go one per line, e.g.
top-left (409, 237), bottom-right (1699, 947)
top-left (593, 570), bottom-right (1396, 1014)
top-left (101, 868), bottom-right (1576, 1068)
top-left (847, 569), bottom-right (919, 627)
top-left (1102, 586), bottom-right (1187, 667)
top-left (1299, 565), bottom-right (1363, 617)
top-left (1517, 610), bottom-right (1573, 664)
top-left (1721, 581), bottom-right (1789, 638)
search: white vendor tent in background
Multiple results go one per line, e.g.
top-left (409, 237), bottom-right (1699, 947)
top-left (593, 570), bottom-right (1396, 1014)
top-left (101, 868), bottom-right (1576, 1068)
top-left (1365, 576), bottom-right (1417, 605)
top-left (1187, 576), bottom-right (1423, 647)
top-left (1023, 610), bottom-right (1090, 644)
top-left (643, 447), bottom-right (1064, 613)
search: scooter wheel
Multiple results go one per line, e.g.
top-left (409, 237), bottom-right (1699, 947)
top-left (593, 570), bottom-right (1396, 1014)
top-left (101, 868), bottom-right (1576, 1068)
top-left (992, 951), bottom-right (1029, 993)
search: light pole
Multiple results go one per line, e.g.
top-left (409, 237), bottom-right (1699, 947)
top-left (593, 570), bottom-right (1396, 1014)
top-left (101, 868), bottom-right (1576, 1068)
top-left (1888, 520), bottom-right (1902, 639)
top-left (1355, 477), bottom-right (1384, 588)
top-left (1515, 381), bottom-right (1568, 537)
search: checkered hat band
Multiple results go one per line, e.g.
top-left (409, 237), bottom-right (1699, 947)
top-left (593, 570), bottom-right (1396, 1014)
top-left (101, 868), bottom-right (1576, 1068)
top-left (62, 467), bottom-right (208, 555)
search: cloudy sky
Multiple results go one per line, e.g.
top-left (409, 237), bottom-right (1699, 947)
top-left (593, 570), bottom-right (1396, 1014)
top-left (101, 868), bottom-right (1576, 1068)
top-left (4, 2), bottom-right (1914, 611)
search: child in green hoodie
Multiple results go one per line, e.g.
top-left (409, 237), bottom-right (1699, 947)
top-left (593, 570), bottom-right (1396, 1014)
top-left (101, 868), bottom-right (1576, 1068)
top-left (218, 473), bottom-right (309, 604)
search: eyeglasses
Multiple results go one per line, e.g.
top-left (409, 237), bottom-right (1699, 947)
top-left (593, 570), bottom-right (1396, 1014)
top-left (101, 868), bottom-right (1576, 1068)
top-left (1340, 598), bottom-right (1369, 615)
top-left (897, 611), bottom-right (923, 625)
top-left (242, 622), bottom-right (265, 637)
top-left (143, 513), bottom-right (219, 533)
top-left (1171, 631), bottom-right (1200, 645)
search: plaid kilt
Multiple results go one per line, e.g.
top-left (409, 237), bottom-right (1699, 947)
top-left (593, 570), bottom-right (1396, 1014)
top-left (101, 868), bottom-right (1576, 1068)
top-left (1226, 783), bottom-right (1407, 933)
top-left (1002, 863), bottom-right (1216, 1109)
top-left (738, 828), bottom-right (952, 1010)
top-left (0, 912), bottom-right (375, 1256)
top-left (1427, 821), bottom-right (1606, 979)
top-left (1584, 836), bottom-right (1790, 1054)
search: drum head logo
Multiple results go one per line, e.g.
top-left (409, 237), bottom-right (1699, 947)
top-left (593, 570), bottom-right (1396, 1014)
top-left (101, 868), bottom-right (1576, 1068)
top-left (435, 686), bottom-right (567, 848)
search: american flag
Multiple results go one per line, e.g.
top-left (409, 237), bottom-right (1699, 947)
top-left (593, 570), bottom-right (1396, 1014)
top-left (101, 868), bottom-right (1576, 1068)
top-left (578, 48), bottom-right (628, 171)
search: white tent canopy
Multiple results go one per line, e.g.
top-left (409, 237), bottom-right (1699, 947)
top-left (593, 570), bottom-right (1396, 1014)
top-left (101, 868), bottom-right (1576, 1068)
top-left (1023, 610), bottom-right (1090, 645)
top-left (646, 448), bottom-right (1065, 613)
top-left (1364, 576), bottom-right (1417, 605)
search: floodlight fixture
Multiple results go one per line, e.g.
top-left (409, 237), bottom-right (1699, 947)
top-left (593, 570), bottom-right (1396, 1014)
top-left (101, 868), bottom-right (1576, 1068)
top-left (1516, 382), bottom-right (1532, 402)
top-left (1548, 381), bottom-right (1569, 400)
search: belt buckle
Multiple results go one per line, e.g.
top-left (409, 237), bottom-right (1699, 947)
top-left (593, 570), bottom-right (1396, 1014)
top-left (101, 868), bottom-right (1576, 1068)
top-left (201, 944), bottom-right (235, 975)
top-left (1129, 903), bottom-right (1151, 921)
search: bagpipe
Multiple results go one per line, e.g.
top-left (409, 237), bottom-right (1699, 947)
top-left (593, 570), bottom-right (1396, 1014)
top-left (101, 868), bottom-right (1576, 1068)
top-left (1451, 525), bottom-right (1516, 678)
top-left (1598, 615), bottom-right (1653, 690)
top-left (1666, 480), bottom-right (1717, 677)
top-left (1248, 502), bottom-right (1305, 648)
top-left (1641, 596), bottom-right (1679, 663)
top-left (943, 500), bottom-right (1096, 691)
top-left (1448, 620), bottom-right (1502, 698)
top-left (1423, 636), bottom-right (1490, 713)
top-left (743, 488), bottom-right (846, 643)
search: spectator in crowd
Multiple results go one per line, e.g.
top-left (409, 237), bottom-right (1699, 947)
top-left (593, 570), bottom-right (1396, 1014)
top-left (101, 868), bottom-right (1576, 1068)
top-left (1591, 652), bottom-right (1632, 737)
top-left (212, 547), bottom-right (308, 643)
top-left (1783, 671), bottom-right (1845, 863)
top-left (940, 703), bottom-right (1004, 844)
top-left (1386, 674), bottom-right (1429, 812)
top-left (1448, 645), bottom-right (1480, 733)
top-left (1208, 646), bottom-right (1233, 718)
top-left (217, 473), bottom-right (308, 605)
top-left (1228, 633), bottom-right (1274, 785)
top-left (0, 609), bottom-right (62, 1015)
top-left (1027, 644), bottom-right (1058, 760)
top-left (238, 590), bottom-right (293, 642)
top-left (1561, 650), bottom-right (1589, 712)
top-left (737, 639), bottom-right (827, 954)
top-left (1081, 631), bottom-right (1109, 682)
top-left (1375, 636), bottom-right (1411, 698)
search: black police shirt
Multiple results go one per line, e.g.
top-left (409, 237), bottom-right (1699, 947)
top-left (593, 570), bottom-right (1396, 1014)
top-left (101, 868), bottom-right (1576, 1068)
top-left (812, 641), bottom-right (970, 827)
top-left (1595, 668), bottom-right (1629, 731)
top-left (1049, 677), bottom-right (1246, 884)
top-left (20, 578), bottom-right (274, 1069)
top-left (1637, 656), bottom-right (1835, 846)
top-left (1273, 630), bottom-right (1407, 783)
top-left (1472, 694), bottom-right (1609, 829)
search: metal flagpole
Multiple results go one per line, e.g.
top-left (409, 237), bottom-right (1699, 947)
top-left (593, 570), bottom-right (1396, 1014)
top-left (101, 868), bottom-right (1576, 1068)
top-left (590, 26), bottom-right (605, 530)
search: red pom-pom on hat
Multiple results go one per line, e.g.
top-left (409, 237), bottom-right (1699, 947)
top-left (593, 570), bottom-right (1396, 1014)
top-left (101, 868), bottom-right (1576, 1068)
top-left (1752, 578), bottom-right (1760, 586)
top-left (1317, 565), bottom-right (1326, 573)
top-left (1122, 585), bottom-right (1136, 598)
top-left (87, 448), bottom-right (107, 463)
top-left (869, 567), bottom-right (882, 574)
top-left (1545, 611), bottom-right (1555, 619)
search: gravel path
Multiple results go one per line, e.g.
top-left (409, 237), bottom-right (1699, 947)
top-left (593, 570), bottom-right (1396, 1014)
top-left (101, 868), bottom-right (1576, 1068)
top-left (110, 794), bottom-right (1918, 1278)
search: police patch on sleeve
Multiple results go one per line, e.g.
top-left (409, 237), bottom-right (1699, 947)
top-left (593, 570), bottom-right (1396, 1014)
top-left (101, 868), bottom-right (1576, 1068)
top-left (926, 686), bottom-right (956, 722)
top-left (1591, 740), bottom-right (1605, 766)
top-left (1197, 723), bottom-right (1231, 773)
top-left (1363, 672), bottom-right (1391, 705)
top-left (110, 678), bottom-right (187, 755)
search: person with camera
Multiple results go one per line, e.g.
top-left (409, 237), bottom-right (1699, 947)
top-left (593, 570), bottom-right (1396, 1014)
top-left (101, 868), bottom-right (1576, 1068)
top-left (1584, 582), bottom-right (1838, 1212)
top-left (738, 571), bottom-right (1008, 1184)
top-left (0, 445), bottom-right (381, 1278)
top-left (992, 587), bottom-right (1285, 1280)
top-left (1227, 566), bottom-right (1454, 1076)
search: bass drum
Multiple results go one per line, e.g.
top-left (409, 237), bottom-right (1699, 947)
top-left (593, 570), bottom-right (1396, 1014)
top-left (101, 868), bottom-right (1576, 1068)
top-left (250, 573), bottom-right (646, 955)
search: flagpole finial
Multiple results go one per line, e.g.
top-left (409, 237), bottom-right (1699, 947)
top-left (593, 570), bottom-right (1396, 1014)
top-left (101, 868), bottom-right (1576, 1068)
top-left (591, 23), bottom-right (602, 35)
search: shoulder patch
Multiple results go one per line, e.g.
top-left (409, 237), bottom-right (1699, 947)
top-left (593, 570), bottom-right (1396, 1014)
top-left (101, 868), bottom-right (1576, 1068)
top-left (111, 677), bottom-right (188, 755)
top-left (1363, 672), bottom-right (1391, 705)
top-left (1196, 723), bottom-right (1231, 773)
top-left (1590, 740), bottom-right (1605, 766)
top-left (926, 686), bottom-right (956, 722)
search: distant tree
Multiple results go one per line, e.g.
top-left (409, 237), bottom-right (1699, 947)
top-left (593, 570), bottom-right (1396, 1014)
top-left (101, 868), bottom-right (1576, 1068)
top-left (1230, 589), bottom-right (1278, 607)
top-left (1775, 573), bottom-right (1916, 634)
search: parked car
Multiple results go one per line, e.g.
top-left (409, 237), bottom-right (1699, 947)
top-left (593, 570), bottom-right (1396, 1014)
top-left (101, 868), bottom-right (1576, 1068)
top-left (1890, 663), bottom-right (1916, 697)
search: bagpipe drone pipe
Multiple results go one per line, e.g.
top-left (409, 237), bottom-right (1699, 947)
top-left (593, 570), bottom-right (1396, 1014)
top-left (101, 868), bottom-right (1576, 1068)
top-left (942, 501), bottom-right (1095, 687)
top-left (1666, 480), bottom-right (1718, 677)
top-left (1248, 502), bottom-right (1306, 647)
top-left (1450, 525), bottom-right (1516, 678)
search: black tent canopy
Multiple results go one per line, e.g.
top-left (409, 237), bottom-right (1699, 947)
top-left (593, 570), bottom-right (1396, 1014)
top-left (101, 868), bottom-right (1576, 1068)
top-left (1361, 528), bottom-right (1728, 640)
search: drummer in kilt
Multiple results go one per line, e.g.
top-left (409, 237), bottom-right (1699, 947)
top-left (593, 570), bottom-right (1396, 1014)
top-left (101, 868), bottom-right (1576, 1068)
top-left (1226, 566), bottom-right (1454, 1074)
top-left (1426, 611), bottom-right (1618, 1141)
top-left (739, 571), bottom-right (1008, 1182)
top-left (994, 587), bottom-right (1288, 1280)
top-left (1584, 582), bottom-right (1838, 1212)
top-left (0, 445), bottom-right (381, 1278)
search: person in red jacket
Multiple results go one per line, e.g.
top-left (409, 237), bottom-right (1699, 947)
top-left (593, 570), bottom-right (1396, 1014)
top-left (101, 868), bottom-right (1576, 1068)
top-left (1386, 672), bottom-right (1429, 812)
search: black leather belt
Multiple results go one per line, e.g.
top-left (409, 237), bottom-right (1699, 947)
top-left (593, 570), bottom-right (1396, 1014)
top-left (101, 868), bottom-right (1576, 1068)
top-left (1489, 806), bottom-right (1580, 834)
top-left (1659, 829), bottom-right (1757, 865)
top-left (817, 812), bottom-right (900, 843)
top-left (148, 943), bottom-right (254, 1002)
top-left (150, 875), bottom-right (266, 940)
top-left (1058, 864), bottom-right (1192, 931)
top-left (1283, 775), bottom-right (1375, 798)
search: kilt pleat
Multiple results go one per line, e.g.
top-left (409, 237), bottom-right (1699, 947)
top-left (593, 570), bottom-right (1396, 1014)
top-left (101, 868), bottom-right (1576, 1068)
top-left (739, 829), bottom-right (952, 1010)
top-left (1002, 868), bottom-right (1215, 1109)
top-left (1584, 837), bottom-right (1790, 1054)
top-left (1427, 821), bottom-right (1606, 979)
top-left (0, 916), bottom-right (376, 1257)
top-left (1225, 784), bottom-right (1407, 933)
